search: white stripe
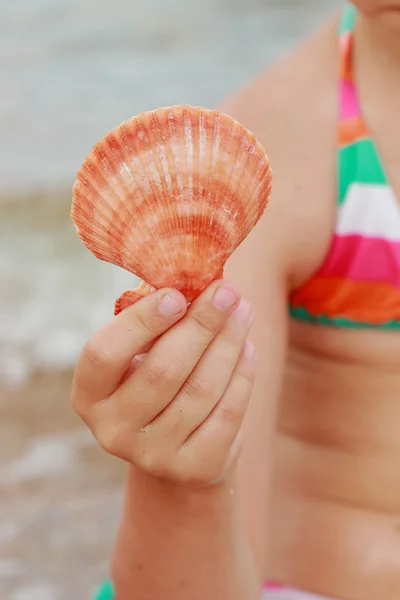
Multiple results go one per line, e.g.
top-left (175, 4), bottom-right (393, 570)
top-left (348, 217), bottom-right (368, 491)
top-left (337, 183), bottom-right (400, 240)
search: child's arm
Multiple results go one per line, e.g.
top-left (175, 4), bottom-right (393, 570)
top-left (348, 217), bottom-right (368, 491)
top-left (73, 283), bottom-right (261, 600)
top-left (104, 97), bottom-right (297, 597)
top-left (111, 465), bottom-right (260, 600)
top-left (224, 215), bottom-right (289, 581)
top-left (81, 93), bottom-right (301, 600)
top-left (105, 205), bottom-right (292, 599)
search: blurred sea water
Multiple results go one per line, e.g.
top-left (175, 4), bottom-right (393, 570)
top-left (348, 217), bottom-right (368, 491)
top-left (1, 0), bottom-right (341, 385)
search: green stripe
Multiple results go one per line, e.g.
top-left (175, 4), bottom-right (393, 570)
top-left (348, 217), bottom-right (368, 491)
top-left (339, 3), bottom-right (357, 35)
top-left (289, 306), bottom-right (400, 330)
top-left (93, 581), bottom-right (114, 600)
top-left (338, 138), bottom-right (388, 203)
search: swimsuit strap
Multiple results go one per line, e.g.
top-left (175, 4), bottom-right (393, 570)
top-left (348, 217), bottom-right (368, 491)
top-left (338, 3), bottom-right (362, 124)
top-left (337, 3), bottom-right (374, 204)
top-left (339, 2), bottom-right (357, 35)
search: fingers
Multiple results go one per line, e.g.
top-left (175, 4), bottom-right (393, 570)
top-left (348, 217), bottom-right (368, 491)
top-left (150, 299), bottom-right (254, 443)
top-left (71, 288), bottom-right (187, 409)
top-left (178, 341), bottom-right (257, 483)
top-left (71, 275), bottom-right (258, 486)
top-left (108, 280), bottom-right (241, 427)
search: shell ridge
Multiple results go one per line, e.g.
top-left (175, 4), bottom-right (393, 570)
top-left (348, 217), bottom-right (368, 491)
top-left (190, 109), bottom-right (199, 291)
top-left (219, 118), bottom-right (242, 259)
top-left (153, 110), bottom-right (186, 284)
top-left (174, 107), bottom-right (190, 289)
top-left (74, 171), bottom-right (129, 238)
top-left (128, 120), bottom-right (171, 283)
top-left (232, 138), bottom-right (264, 244)
top-left (114, 280), bottom-right (157, 315)
top-left (72, 190), bottom-right (129, 269)
top-left (183, 108), bottom-right (194, 287)
top-left (94, 140), bottom-right (137, 251)
top-left (118, 125), bottom-right (172, 280)
top-left (196, 110), bottom-right (206, 284)
top-left (164, 109), bottom-right (182, 287)
top-left (142, 117), bottom-right (174, 278)
top-left (73, 200), bottom-right (127, 240)
top-left (202, 110), bottom-right (218, 279)
top-left (76, 143), bottom-right (140, 271)
top-left (238, 151), bottom-right (271, 241)
top-left (156, 109), bottom-right (184, 286)
top-left (209, 114), bottom-right (236, 274)
top-left (205, 112), bottom-right (222, 277)
top-left (168, 111), bottom-right (183, 276)
top-left (104, 133), bottom-right (142, 253)
top-left (116, 121), bottom-right (153, 265)
top-left (108, 159), bottom-right (162, 279)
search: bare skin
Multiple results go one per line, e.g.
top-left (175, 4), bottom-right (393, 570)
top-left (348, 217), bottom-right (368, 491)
top-left (222, 6), bottom-right (400, 600)
top-left (72, 4), bottom-right (400, 600)
top-left (72, 283), bottom-right (261, 600)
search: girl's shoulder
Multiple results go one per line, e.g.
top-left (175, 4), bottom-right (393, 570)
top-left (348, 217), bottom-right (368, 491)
top-left (220, 15), bottom-right (341, 290)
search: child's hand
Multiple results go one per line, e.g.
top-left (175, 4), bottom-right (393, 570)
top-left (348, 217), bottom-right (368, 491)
top-left (71, 281), bottom-right (256, 487)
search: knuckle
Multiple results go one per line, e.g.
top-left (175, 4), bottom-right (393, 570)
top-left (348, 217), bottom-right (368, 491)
top-left (215, 399), bottom-right (246, 424)
top-left (84, 333), bottom-right (114, 370)
top-left (237, 359), bottom-right (257, 383)
top-left (219, 319), bottom-right (249, 350)
top-left (174, 454), bottom-right (220, 488)
top-left (176, 471), bottom-right (203, 487)
top-left (70, 381), bottom-right (89, 421)
top-left (134, 308), bottom-right (158, 337)
top-left (181, 374), bottom-right (208, 400)
top-left (144, 353), bottom-right (182, 389)
top-left (172, 462), bottom-right (203, 487)
top-left (97, 424), bottom-right (122, 457)
top-left (189, 310), bottom-right (221, 337)
top-left (136, 445), bottom-right (168, 477)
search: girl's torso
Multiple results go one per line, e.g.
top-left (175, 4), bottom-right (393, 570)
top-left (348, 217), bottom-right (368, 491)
top-left (268, 5), bottom-right (400, 599)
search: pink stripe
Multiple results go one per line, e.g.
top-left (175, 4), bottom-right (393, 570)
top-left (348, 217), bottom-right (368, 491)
top-left (318, 234), bottom-right (400, 287)
top-left (340, 80), bottom-right (360, 119)
top-left (264, 583), bottom-right (285, 590)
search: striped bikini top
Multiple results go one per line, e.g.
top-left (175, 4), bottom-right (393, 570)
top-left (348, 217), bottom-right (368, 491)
top-left (289, 3), bottom-right (400, 329)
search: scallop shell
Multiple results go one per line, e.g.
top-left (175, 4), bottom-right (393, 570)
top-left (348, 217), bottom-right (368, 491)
top-left (71, 105), bottom-right (272, 315)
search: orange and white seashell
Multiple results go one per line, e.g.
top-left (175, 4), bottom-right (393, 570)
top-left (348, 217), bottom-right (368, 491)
top-left (71, 105), bottom-right (272, 315)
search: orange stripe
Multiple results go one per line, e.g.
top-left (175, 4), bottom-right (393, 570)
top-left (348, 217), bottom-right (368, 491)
top-left (339, 32), bottom-right (353, 81)
top-left (339, 116), bottom-right (369, 147)
top-left (290, 277), bottom-right (400, 325)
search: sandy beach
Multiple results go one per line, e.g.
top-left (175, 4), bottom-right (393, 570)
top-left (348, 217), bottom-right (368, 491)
top-left (0, 371), bottom-right (125, 600)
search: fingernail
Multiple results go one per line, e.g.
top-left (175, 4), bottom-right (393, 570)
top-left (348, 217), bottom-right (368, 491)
top-left (243, 340), bottom-right (256, 360)
top-left (158, 293), bottom-right (183, 316)
top-left (231, 300), bottom-right (253, 323)
top-left (213, 286), bottom-right (239, 311)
